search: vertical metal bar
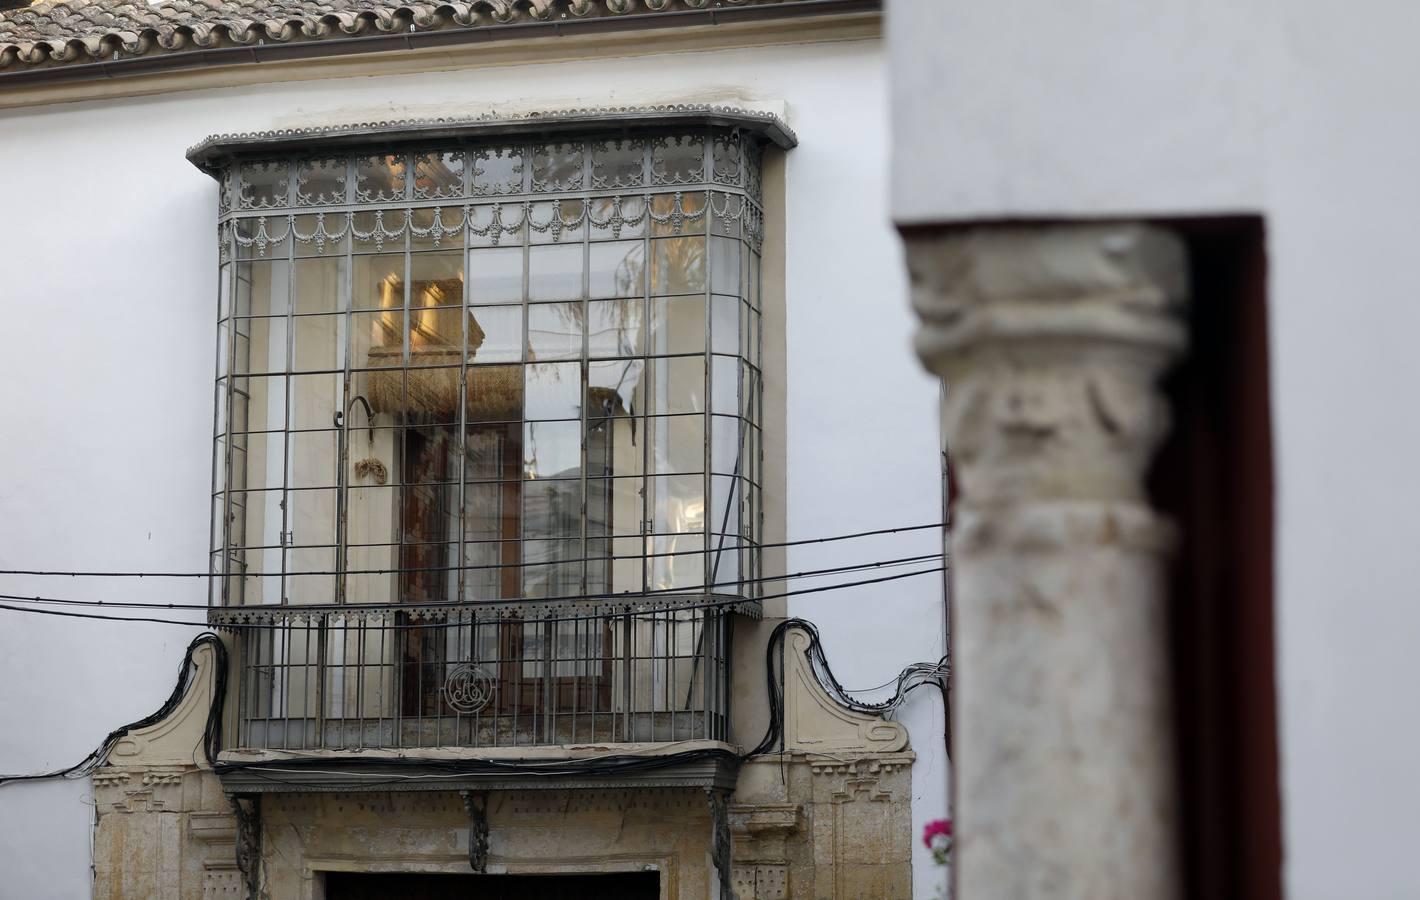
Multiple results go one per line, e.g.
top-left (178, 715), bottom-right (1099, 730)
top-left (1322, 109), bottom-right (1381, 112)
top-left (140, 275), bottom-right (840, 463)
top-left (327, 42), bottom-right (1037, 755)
top-left (314, 613), bottom-right (326, 749)
top-left (280, 220), bottom-right (296, 608)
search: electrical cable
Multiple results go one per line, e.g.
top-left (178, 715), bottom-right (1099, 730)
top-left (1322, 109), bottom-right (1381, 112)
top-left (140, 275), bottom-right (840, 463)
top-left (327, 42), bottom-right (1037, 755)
top-left (0, 521), bottom-right (946, 580)
top-left (0, 552), bottom-right (941, 613)
top-left (1, 614), bottom-right (947, 788)
top-left (0, 633), bottom-right (228, 787)
top-left (0, 566), bottom-right (945, 630)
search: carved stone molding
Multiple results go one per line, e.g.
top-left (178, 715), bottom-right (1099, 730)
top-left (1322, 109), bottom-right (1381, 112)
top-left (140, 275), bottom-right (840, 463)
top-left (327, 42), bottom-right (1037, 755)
top-left (906, 223), bottom-right (1186, 900)
top-left (910, 223), bottom-right (1187, 510)
top-left (780, 628), bottom-right (909, 754)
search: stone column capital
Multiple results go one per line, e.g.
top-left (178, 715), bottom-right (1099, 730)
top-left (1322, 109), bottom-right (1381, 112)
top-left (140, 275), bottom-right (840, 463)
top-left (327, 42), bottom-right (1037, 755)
top-left (906, 223), bottom-right (1189, 509)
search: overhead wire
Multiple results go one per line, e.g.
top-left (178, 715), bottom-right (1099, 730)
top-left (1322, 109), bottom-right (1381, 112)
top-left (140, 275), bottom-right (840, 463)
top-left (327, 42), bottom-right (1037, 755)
top-left (0, 565), bottom-right (946, 630)
top-left (0, 552), bottom-right (941, 613)
top-left (0, 521), bottom-right (946, 580)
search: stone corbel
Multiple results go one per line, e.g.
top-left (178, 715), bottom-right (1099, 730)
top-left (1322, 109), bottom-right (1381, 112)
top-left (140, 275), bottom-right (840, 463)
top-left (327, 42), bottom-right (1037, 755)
top-left (461, 790), bottom-right (490, 874)
top-left (232, 795), bottom-right (262, 900)
top-left (780, 627), bottom-right (908, 755)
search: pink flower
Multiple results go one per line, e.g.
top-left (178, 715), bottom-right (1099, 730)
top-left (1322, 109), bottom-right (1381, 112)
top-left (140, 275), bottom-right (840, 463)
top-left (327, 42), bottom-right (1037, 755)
top-left (922, 818), bottom-right (953, 848)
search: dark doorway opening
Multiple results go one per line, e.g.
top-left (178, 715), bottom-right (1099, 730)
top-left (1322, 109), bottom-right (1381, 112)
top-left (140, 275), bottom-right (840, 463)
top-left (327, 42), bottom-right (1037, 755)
top-left (1150, 215), bottom-right (1281, 900)
top-left (324, 871), bottom-right (660, 900)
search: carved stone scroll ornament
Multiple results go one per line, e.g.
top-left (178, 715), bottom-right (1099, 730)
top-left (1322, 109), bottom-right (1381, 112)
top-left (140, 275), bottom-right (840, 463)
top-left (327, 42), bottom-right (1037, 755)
top-left (907, 224), bottom-right (1187, 899)
top-left (462, 790), bottom-right (490, 874)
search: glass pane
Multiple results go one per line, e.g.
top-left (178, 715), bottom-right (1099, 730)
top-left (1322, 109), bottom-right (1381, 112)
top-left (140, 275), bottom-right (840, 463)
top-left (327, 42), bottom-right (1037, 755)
top-left (465, 424), bottom-right (522, 481)
top-left (410, 206), bottom-right (467, 252)
top-left (589, 195), bottom-right (647, 240)
top-left (589, 241), bottom-right (645, 299)
top-left (462, 539), bottom-right (520, 602)
top-left (291, 314), bottom-right (344, 373)
top-left (711, 355), bottom-right (739, 415)
top-left (523, 481), bottom-right (582, 539)
top-left (590, 138), bottom-right (645, 190)
top-left (467, 365), bottom-right (524, 423)
top-left (285, 549), bottom-right (337, 605)
top-left (650, 191), bottom-right (707, 237)
top-left (528, 244), bottom-right (583, 302)
top-left (235, 260), bottom-right (291, 318)
top-left (471, 147), bottom-right (525, 197)
top-left (288, 487), bottom-right (339, 547)
top-left (295, 158), bottom-right (347, 206)
top-left (231, 376), bottom-right (288, 434)
top-left (345, 486), bottom-right (400, 546)
top-left (528, 302), bottom-right (582, 361)
top-left (586, 478), bottom-right (644, 537)
top-left (233, 317), bottom-right (288, 375)
top-left (588, 299), bottom-right (644, 358)
top-left (711, 415), bottom-right (743, 475)
top-left (523, 420), bottom-right (582, 480)
top-left (525, 362), bottom-right (581, 420)
top-left (709, 475), bottom-right (741, 547)
top-left (532, 141), bottom-right (585, 192)
top-left (708, 533), bottom-right (741, 592)
top-left (352, 210), bottom-right (404, 254)
top-left (351, 310), bottom-right (403, 370)
top-left (352, 367), bottom-right (405, 423)
top-left (353, 254), bottom-right (404, 311)
top-left (239, 161), bottom-right (289, 209)
top-left (650, 237), bottom-right (706, 294)
top-left (650, 474), bottom-right (704, 535)
top-left (229, 431), bottom-right (283, 493)
top-left (648, 532), bottom-right (704, 592)
top-left (529, 199), bottom-right (586, 245)
top-left (410, 252), bottom-right (463, 307)
top-left (413, 151), bottom-right (465, 200)
top-left (293, 257), bottom-right (345, 314)
top-left (355, 154), bottom-right (406, 203)
top-left (586, 536), bottom-right (644, 596)
top-left (290, 373), bottom-right (343, 431)
top-left (522, 539), bottom-right (581, 599)
top-left (344, 544), bottom-right (399, 605)
top-left (464, 480), bottom-right (520, 538)
top-left (403, 368), bottom-right (462, 426)
top-left (646, 357), bottom-right (703, 415)
top-left (710, 294), bottom-right (738, 356)
top-left (648, 414), bottom-right (705, 476)
top-left (710, 236), bottom-right (741, 295)
top-left (469, 247), bottom-right (523, 303)
top-left (287, 430), bottom-right (340, 488)
top-left (647, 296), bottom-right (705, 356)
top-left (235, 218), bottom-right (290, 259)
top-left (230, 489), bottom-right (287, 551)
top-left (468, 306), bottom-right (522, 364)
top-left (587, 359), bottom-right (644, 427)
top-left (651, 135), bottom-right (705, 186)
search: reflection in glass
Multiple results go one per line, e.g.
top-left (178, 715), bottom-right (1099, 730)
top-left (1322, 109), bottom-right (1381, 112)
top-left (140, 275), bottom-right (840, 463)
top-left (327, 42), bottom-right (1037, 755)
top-left (651, 237), bottom-right (706, 294)
top-left (528, 302), bottom-right (582, 361)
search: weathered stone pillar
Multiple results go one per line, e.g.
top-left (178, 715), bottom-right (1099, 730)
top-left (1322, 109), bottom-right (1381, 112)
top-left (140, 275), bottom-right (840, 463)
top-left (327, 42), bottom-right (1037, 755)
top-left (907, 224), bottom-right (1186, 898)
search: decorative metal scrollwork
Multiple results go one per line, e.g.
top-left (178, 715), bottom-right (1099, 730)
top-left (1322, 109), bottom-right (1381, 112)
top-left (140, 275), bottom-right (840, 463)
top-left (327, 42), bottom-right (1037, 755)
top-left (444, 663), bottom-right (495, 713)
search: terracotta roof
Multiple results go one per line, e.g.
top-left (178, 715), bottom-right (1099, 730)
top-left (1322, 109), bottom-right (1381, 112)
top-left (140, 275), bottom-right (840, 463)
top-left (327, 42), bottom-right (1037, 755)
top-left (0, 0), bottom-right (839, 72)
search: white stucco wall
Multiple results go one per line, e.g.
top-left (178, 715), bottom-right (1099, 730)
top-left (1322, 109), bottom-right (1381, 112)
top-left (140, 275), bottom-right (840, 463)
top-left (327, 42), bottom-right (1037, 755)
top-left (888, 2), bottom-right (1420, 896)
top-left (0, 37), bottom-right (947, 899)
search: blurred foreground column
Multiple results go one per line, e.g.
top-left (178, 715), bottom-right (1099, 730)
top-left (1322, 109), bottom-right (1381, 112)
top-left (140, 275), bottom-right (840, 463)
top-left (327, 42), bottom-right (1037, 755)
top-left (908, 225), bottom-right (1186, 898)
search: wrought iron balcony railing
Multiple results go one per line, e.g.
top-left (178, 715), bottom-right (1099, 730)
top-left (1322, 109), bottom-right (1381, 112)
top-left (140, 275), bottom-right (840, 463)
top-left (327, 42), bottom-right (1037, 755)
top-left (215, 602), bottom-right (737, 752)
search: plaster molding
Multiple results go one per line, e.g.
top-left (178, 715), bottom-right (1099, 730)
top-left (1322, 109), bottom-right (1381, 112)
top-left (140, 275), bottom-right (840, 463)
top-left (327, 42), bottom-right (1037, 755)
top-left (104, 641), bottom-right (220, 769)
top-left (780, 627), bottom-right (908, 754)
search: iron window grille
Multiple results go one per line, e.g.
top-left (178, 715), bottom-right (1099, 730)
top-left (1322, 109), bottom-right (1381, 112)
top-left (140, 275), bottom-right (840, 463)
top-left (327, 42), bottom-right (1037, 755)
top-left (203, 123), bottom-right (767, 749)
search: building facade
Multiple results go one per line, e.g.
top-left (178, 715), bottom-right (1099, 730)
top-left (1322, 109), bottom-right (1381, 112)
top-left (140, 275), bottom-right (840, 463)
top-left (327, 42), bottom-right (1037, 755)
top-left (0, 2), bottom-right (948, 898)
